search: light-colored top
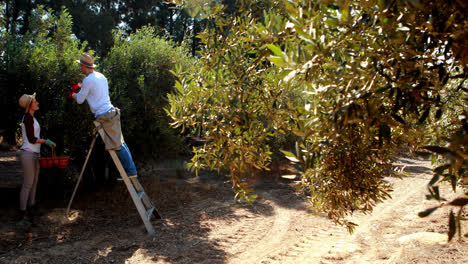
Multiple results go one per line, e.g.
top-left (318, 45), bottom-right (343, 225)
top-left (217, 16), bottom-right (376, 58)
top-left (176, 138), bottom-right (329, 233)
top-left (21, 115), bottom-right (41, 153)
top-left (75, 72), bottom-right (114, 117)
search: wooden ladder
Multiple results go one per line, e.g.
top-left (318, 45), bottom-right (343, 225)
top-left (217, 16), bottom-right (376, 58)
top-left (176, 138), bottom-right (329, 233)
top-left (94, 121), bottom-right (161, 235)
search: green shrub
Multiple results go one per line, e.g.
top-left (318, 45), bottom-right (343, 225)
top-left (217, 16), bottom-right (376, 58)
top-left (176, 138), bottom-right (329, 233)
top-left (102, 26), bottom-right (196, 159)
top-left (0, 6), bottom-right (104, 191)
top-left (0, 6), bottom-right (91, 158)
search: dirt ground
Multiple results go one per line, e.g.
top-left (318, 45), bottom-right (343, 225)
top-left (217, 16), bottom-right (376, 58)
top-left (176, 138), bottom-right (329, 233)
top-left (0, 153), bottom-right (467, 264)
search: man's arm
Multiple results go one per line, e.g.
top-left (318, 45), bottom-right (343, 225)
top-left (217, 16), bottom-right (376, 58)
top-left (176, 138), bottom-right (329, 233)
top-left (73, 79), bottom-right (91, 104)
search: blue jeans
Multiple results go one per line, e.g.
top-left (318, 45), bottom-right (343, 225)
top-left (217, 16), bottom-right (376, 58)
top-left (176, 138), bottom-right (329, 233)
top-left (116, 142), bottom-right (137, 176)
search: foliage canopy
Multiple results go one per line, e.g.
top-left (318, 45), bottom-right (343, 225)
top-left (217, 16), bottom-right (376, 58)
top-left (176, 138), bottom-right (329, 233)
top-left (0, 6), bottom-right (90, 156)
top-left (1, 5), bottom-right (196, 186)
top-left (102, 26), bottom-right (196, 158)
top-left (167, 0), bottom-right (467, 234)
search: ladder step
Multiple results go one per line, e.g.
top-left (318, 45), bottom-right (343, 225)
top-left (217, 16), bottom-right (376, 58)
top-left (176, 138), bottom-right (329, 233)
top-left (94, 121), bottom-right (159, 235)
top-left (137, 190), bottom-right (153, 210)
top-left (146, 207), bottom-right (155, 221)
top-left (130, 177), bottom-right (144, 192)
top-left (117, 175), bottom-right (137, 182)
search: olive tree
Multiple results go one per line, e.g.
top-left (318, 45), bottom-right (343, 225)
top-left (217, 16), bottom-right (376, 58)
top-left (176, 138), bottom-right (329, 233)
top-left (167, 0), bottom-right (467, 235)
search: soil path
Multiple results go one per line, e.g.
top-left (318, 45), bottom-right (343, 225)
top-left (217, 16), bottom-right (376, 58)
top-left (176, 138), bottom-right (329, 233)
top-left (0, 156), bottom-right (467, 263)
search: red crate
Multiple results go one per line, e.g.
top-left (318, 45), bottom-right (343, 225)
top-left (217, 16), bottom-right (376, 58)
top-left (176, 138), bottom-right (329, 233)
top-left (39, 148), bottom-right (70, 169)
top-left (54, 156), bottom-right (70, 168)
top-left (39, 157), bottom-right (55, 168)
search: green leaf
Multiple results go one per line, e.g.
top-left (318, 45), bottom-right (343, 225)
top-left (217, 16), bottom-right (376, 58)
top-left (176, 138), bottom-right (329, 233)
top-left (418, 107), bottom-right (430, 124)
top-left (267, 56), bottom-right (288, 67)
top-left (376, 85), bottom-right (391, 93)
top-left (422, 146), bottom-right (452, 155)
top-left (325, 17), bottom-right (338, 27)
top-left (280, 150), bottom-right (300, 163)
top-left (418, 206), bottom-right (439, 217)
top-left (428, 186), bottom-right (442, 200)
top-left (425, 194), bottom-right (435, 200)
top-left (346, 222), bottom-right (358, 234)
top-left (297, 30), bottom-right (315, 44)
top-left (174, 80), bottom-right (184, 95)
top-left (284, 1), bottom-right (297, 15)
top-left (434, 164), bottom-right (450, 174)
top-left (441, 173), bottom-right (457, 192)
top-left (277, 69), bottom-right (293, 80)
top-left (341, 9), bottom-right (349, 21)
top-left (448, 198), bottom-right (468, 206)
top-left (450, 174), bottom-right (457, 192)
top-left (292, 163), bottom-right (304, 173)
top-left (391, 114), bottom-right (406, 124)
top-left (266, 44), bottom-right (283, 57)
top-left (428, 173), bottom-right (440, 186)
top-left (283, 70), bottom-right (297, 82)
top-left (448, 210), bottom-right (456, 241)
top-left (414, 151), bottom-right (432, 159)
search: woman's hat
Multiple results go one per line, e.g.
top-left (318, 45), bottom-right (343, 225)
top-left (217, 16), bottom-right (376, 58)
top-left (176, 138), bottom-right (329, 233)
top-left (19, 93), bottom-right (36, 113)
top-left (76, 53), bottom-right (97, 68)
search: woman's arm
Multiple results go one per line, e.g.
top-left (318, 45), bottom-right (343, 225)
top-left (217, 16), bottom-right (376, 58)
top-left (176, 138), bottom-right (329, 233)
top-left (24, 114), bottom-right (46, 144)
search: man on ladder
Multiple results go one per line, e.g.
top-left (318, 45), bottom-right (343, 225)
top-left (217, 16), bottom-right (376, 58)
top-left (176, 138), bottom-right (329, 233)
top-left (72, 53), bottom-right (137, 179)
top-left (70, 53), bottom-right (160, 235)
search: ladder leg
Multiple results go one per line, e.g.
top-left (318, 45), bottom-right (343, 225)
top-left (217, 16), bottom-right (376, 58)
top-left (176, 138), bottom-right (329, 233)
top-left (93, 121), bottom-right (160, 235)
top-left (108, 150), bottom-right (156, 235)
top-left (130, 177), bottom-right (162, 219)
top-left (130, 177), bottom-right (151, 207)
top-left (66, 133), bottom-right (98, 217)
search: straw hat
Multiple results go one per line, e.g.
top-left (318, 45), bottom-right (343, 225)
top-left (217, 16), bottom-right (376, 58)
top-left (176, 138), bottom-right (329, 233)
top-left (19, 93), bottom-right (36, 113)
top-left (76, 53), bottom-right (97, 68)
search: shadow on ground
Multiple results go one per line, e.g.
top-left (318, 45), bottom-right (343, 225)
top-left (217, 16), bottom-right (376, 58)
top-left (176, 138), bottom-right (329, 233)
top-left (0, 159), bottom-right (311, 264)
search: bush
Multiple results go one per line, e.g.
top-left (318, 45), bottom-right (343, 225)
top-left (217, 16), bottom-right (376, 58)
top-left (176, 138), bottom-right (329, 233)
top-left (0, 6), bottom-right (91, 159)
top-left (101, 26), bottom-right (196, 159)
top-left (0, 6), bottom-right (105, 190)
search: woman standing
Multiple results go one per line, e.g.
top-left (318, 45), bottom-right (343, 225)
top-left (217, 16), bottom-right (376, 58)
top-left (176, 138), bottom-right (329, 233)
top-left (18, 93), bottom-right (55, 225)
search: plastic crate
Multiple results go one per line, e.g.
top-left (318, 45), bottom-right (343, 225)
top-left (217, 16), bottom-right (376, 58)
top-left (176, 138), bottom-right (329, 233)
top-left (38, 148), bottom-right (70, 169)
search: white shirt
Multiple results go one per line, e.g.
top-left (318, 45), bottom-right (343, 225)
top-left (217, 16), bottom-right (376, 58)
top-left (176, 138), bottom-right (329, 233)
top-left (21, 115), bottom-right (41, 153)
top-left (75, 72), bottom-right (114, 117)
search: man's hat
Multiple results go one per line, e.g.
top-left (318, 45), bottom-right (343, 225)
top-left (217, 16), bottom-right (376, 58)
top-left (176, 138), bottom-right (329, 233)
top-left (76, 53), bottom-right (97, 68)
top-left (19, 93), bottom-right (36, 113)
